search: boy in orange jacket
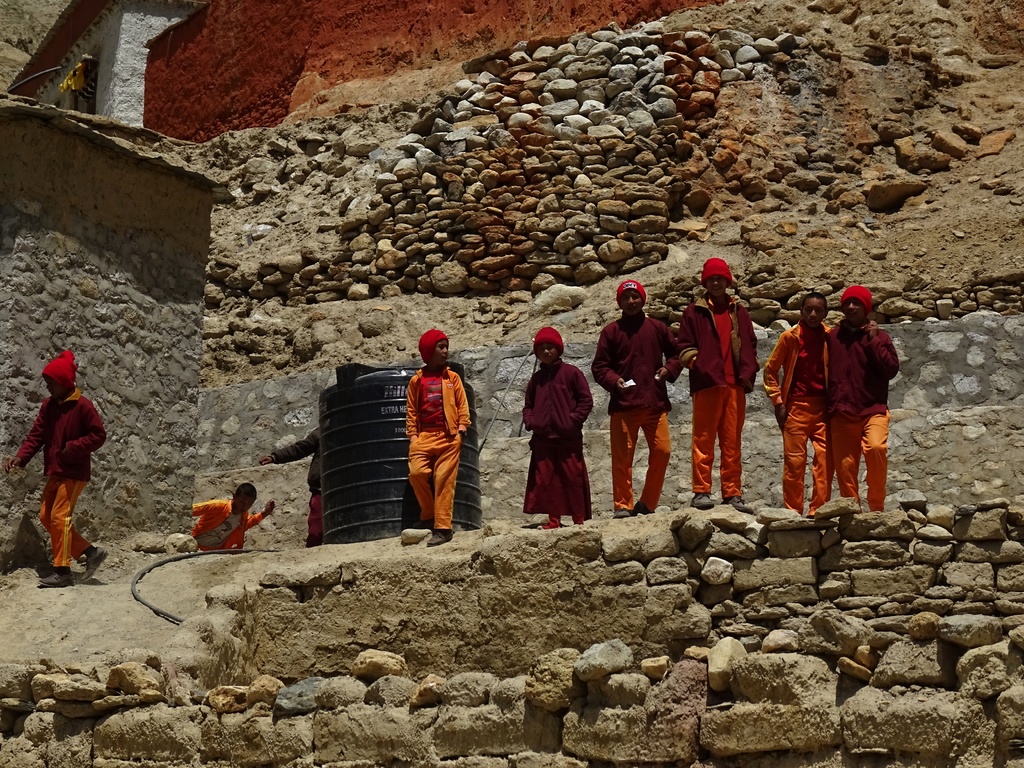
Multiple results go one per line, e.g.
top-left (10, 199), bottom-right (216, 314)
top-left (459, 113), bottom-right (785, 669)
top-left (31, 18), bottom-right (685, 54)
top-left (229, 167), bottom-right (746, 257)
top-left (762, 292), bottom-right (832, 516)
top-left (192, 483), bottom-right (275, 551)
top-left (3, 350), bottom-right (108, 588)
top-left (407, 330), bottom-right (470, 547)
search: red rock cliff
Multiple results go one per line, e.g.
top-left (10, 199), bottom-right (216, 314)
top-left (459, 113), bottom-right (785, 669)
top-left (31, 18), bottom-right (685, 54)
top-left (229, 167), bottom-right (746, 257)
top-left (144, 0), bottom-right (720, 142)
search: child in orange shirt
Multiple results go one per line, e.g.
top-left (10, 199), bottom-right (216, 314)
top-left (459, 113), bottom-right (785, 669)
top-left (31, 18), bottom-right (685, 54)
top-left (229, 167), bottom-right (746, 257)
top-left (406, 330), bottom-right (470, 547)
top-left (192, 483), bottom-right (275, 551)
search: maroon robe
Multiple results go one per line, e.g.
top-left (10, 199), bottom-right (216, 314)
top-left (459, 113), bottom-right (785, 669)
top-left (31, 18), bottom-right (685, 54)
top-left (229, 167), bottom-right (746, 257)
top-left (522, 361), bottom-right (594, 521)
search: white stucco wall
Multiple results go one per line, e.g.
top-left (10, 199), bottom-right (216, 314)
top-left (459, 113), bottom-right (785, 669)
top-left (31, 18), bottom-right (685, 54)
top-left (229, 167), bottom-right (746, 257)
top-left (36, 1), bottom-right (187, 126)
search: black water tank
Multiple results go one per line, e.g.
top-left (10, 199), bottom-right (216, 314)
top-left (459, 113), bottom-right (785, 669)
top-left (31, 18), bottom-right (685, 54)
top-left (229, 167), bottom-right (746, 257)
top-left (319, 362), bottom-right (482, 544)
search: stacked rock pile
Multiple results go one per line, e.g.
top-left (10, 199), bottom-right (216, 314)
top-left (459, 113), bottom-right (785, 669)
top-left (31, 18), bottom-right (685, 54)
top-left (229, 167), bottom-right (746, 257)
top-left (336, 23), bottom-right (808, 297)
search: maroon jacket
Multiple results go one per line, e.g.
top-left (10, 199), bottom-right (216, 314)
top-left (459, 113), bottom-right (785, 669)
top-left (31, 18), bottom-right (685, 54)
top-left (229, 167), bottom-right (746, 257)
top-left (523, 361), bottom-right (593, 444)
top-left (826, 323), bottom-right (900, 417)
top-left (591, 313), bottom-right (683, 414)
top-left (270, 427), bottom-right (321, 493)
top-left (15, 390), bottom-right (106, 481)
top-left (676, 297), bottom-right (759, 395)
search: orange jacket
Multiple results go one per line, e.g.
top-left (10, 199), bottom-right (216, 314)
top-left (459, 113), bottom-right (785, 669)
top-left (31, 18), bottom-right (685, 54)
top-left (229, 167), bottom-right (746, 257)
top-left (762, 322), bottom-right (831, 406)
top-left (191, 500), bottom-right (265, 551)
top-left (406, 366), bottom-right (470, 440)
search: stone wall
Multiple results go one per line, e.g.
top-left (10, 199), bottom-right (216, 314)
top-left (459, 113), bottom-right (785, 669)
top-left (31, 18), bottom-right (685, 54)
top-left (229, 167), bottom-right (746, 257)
top-left (10, 493), bottom-right (1024, 765)
top-left (200, 312), bottom-right (1024, 548)
top-left (0, 98), bottom-right (215, 567)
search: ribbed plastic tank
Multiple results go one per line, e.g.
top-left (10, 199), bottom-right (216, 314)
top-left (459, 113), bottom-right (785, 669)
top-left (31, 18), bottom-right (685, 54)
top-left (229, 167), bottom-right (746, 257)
top-left (319, 362), bottom-right (482, 544)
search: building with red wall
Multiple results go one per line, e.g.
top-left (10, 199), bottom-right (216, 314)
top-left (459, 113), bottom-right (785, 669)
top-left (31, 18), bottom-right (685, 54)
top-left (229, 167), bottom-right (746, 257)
top-left (14, 0), bottom-right (720, 143)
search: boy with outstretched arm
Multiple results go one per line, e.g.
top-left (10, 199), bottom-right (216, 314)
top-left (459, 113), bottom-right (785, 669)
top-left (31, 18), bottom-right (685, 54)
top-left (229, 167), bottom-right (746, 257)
top-left (763, 292), bottom-right (832, 516)
top-left (677, 258), bottom-right (759, 513)
top-left (3, 350), bottom-right (108, 587)
top-left (827, 285), bottom-right (900, 512)
top-left (192, 482), bottom-right (275, 551)
top-left (259, 427), bottom-right (322, 547)
top-left (407, 330), bottom-right (470, 547)
top-left (522, 326), bottom-right (594, 529)
top-left (591, 280), bottom-right (682, 519)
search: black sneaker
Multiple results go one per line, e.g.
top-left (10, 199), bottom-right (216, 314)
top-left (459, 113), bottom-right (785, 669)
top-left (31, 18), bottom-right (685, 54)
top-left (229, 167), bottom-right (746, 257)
top-left (724, 496), bottom-right (754, 514)
top-left (613, 508), bottom-right (634, 519)
top-left (83, 547), bottom-right (108, 580)
top-left (632, 501), bottom-right (652, 516)
top-left (426, 529), bottom-right (454, 547)
top-left (691, 493), bottom-right (714, 510)
top-left (39, 572), bottom-right (75, 588)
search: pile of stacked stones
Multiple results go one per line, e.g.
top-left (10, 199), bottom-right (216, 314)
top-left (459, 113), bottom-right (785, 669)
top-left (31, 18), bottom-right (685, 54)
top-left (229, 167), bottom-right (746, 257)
top-left (203, 21), bottom-right (1021, 334)
top-left (207, 23), bottom-right (821, 308)
top-left (341, 23), bottom-right (808, 297)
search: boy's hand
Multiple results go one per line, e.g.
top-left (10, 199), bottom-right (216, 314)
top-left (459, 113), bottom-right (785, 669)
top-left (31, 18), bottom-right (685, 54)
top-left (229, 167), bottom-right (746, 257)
top-left (774, 403), bottom-right (787, 430)
top-left (458, 425), bottom-right (468, 435)
top-left (655, 367), bottom-right (669, 382)
top-left (2, 457), bottom-right (18, 473)
top-left (865, 320), bottom-right (880, 339)
top-left (262, 500), bottom-right (276, 516)
top-left (258, 455), bottom-right (274, 465)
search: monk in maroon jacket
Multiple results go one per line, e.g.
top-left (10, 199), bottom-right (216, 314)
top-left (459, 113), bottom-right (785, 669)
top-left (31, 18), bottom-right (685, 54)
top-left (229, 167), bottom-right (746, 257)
top-left (522, 327), bottom-right (594, 528)
top-left (3, 351), bottom-right (107, 587)
top-left (827, 285), bottom-right (900, 511)
top-left (592, 280), bottom-right (683, 518)
top-left (677, 258), bottom-right (759, 513)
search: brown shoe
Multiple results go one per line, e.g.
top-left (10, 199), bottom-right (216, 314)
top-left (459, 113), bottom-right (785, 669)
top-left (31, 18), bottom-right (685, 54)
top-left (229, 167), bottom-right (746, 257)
top-left (426, 529), bottom-right (454, 547)
top-left (39, 572), bottom-right (75, 588)
top-left (83, 547), bottom-right (108, 580)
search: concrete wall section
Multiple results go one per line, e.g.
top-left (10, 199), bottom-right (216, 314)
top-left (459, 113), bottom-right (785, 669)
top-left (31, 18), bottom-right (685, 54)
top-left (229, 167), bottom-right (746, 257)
top-left (0, 103), bottom-right (214, 568)
top-left (108, 3), bottom-right (189, 125)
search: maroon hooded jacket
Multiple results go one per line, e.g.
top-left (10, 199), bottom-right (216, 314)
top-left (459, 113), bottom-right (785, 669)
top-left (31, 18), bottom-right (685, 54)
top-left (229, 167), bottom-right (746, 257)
top-left (676, 297), bottom-right (759, 394)
top-left (592, 314), bottom-right (683, 414)
top-left (826, 323), bottom-right (900, 417)
top-left (523, 360), bottom-right (593, 443)
top-left (14, 390), bottom-right (106, 481)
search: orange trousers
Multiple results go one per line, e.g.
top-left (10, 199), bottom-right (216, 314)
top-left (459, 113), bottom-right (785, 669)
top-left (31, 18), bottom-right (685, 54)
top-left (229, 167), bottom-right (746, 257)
top-left (830, 411), bottom-right (889, 512)
top-left (781, 397), bottom-right (832, 515)
top-left (610, 408), bottom-right (671, 513)
top-left (692, 385), bottom-right (746, 497)
top-left (408, 430), bottom-right (462, 529)
top-left (39, 476), bottom-right (91, 568)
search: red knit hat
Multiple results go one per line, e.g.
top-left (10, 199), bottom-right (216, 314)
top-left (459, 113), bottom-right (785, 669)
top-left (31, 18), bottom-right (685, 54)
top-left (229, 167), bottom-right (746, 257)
top-left (616, 280), bottom-right (647, 305)
top-left (841, 285), bottom-right (873, 312)
top-left (533, 326), bottom-right (564, 356)
top-left (418, 329), bottom-right (449, 362)
top-left (701, 257), bottom-right (734, 285)
top-left (42, 350), bottom-right (77, 389)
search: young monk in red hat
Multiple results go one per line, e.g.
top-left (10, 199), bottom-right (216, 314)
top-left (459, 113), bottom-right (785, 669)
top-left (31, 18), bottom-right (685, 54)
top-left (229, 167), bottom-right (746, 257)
top-left (407, 330), bottom-right (470, 547)
top-left (522, 326), bottom-right (593, 528)
top-left (592, 280), bottom-right (682, 518)
top-left (827, 285), bottom-right (900, 512)
top-left (677, 258), bottom-right (759, 513)
top-left (3, 350), bottom-right (108, 587)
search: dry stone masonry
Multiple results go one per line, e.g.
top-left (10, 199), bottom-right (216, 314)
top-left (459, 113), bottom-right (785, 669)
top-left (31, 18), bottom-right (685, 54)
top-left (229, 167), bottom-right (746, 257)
top-left (9, 496), bottom-right (1024, 765)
